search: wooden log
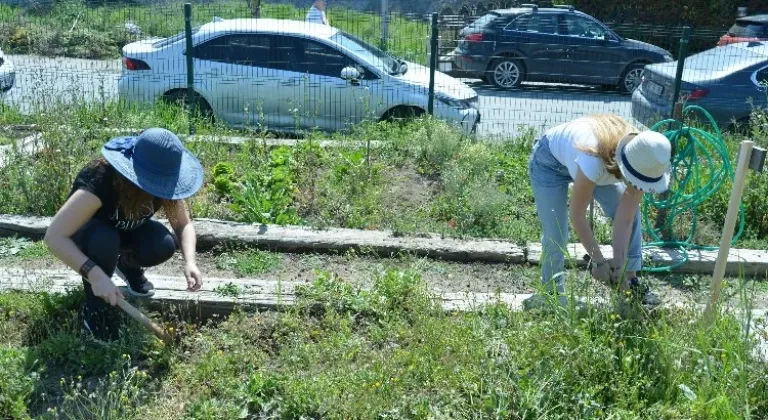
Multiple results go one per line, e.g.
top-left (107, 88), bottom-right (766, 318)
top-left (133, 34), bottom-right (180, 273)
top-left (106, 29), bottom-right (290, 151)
top-left (2, 214), bottom-right (768, 275)
top-left (526, 242), bottom-right (768, 278)
top-left (0, 214), bottom-right (527, 264)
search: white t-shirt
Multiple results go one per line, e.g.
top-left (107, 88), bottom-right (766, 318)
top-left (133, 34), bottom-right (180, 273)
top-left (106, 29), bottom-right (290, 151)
top-left (306, 6), bottom-right (328, 25)
top-left (544, 118), bottom-right (620, 186)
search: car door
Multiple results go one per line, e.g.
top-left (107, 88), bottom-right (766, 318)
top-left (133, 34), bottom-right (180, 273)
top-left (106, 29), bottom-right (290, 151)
top-left (287, 36), bottom-right (373, 132)
top-left (556, 14), bottom-right (626, 85)
top-left (500, 12), bottom-right (567, 83)
top-left (192, 33), bottom-right (283, 129)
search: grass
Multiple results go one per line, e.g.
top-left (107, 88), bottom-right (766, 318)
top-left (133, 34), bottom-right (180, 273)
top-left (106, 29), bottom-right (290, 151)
top-left (0, 266), bottom-right (767, 419)
top-left (2, 97), bottom-right (768, 250)
top-left (214, 247), bottom-right (283, 277)
top-left (0, 0), bottom-right (429, 63)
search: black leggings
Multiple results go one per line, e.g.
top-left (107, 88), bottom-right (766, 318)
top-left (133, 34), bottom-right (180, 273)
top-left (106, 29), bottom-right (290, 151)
top-left (72, 218), bottom-right (177, 337)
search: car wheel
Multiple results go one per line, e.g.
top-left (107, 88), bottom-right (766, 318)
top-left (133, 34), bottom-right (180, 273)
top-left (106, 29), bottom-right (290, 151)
top-left (162, 90), bottom-right (215, 122)
top-left (619, 63), bottom-right (645, 94)
top-left (488, 58), bottom-right (523, 89)
top-left (382, 106), bottom-right (424, 124)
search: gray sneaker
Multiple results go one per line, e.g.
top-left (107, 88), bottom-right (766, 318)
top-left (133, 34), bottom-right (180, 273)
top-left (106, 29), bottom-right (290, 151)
top-left (627, 278), bottom-right (662, 310)
top-left (523, 294), bottom-right (569, 311)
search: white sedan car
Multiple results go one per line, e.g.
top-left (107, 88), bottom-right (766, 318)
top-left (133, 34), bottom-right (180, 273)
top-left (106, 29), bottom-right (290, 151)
top-left (0, 47), bottom-right (15, 93)
top-left (118, 18), bottom-right (481, 134)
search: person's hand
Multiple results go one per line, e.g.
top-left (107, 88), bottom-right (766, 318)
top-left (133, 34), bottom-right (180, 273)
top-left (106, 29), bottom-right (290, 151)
top-left (185, 262), bottom-right (203, 292)
top-left (89, 268), bottom-right (123, 306)
top-left (590, 259), bottom-right (612, 283)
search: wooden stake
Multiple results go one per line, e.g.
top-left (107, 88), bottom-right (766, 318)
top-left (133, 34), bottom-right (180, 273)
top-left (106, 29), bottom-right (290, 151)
top-left (116, 297), bottom-right (173, 344)
top-left (703, 140), bottom-right (754, 323)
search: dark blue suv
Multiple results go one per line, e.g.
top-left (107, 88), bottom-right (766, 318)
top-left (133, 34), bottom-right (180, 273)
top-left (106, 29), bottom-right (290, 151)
top-left (451, 5), bottom-right (674, 93)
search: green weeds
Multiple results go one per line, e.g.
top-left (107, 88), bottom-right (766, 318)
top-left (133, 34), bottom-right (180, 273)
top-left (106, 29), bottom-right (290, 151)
top-left (214, 248), bottom-right (282, 276)
top-left (1, 266), bottom-right (768, 418)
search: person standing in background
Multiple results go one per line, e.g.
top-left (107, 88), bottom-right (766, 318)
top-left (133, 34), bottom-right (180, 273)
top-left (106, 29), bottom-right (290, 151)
top-left (306, 0), bottom-right (329, 25)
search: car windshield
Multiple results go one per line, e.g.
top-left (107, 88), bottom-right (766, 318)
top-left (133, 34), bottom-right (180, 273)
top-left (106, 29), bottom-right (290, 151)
top-left (466, 13), bottom-right (501, 30)
top-left (728, 21), bottom-right (768, 38)
top-left (330, 31), bottom-right (401, 74)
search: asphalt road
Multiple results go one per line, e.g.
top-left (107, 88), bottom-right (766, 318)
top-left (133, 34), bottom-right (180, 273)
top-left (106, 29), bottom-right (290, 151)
top-left (2, 54), bottom-right (636, 137)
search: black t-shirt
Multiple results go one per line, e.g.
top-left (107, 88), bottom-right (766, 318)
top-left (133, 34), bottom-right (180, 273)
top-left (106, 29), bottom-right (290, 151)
top-left (69, 161), bottom-right (159, 232)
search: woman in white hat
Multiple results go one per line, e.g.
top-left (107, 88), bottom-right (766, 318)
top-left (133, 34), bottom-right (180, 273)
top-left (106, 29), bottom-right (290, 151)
top-left (527, 114), bottom-right (672, 307)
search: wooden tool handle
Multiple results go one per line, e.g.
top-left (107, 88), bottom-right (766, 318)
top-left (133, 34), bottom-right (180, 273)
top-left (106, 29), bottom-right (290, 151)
top-left (116, 297), bottom-right (172, 343)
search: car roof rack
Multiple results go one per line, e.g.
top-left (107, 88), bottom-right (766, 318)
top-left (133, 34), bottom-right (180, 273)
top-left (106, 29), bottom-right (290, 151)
top-left (519, 3), bottom-right (538, 11)
top-left (553, 5), bottom-right (575, 11)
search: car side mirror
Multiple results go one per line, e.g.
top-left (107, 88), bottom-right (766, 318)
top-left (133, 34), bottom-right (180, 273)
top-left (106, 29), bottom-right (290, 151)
top-left (341, 66), bottom-right (361, 81)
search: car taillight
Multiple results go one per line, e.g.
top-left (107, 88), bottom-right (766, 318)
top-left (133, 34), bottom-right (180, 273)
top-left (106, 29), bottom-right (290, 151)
top-left (464, 33), bottom-right (484, 43)
top-left (123, 57), bottom-right (150, 71)
top-left (686, 89), bottom-right (709, 101)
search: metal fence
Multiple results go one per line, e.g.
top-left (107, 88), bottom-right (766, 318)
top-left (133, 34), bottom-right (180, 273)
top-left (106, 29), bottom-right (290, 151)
top-left (1, 0), bottom-right (766, 139)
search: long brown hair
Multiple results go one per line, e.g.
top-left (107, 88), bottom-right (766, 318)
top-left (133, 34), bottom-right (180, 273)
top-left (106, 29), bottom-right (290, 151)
top-left (90, 158), bottom-right (184, 225)
top-left (576, 114), bottom-right (638, 179)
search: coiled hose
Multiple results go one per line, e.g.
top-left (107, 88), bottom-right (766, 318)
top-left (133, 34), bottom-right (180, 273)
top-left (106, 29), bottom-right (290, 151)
top-left (640, 105), bottom-right (746, 272)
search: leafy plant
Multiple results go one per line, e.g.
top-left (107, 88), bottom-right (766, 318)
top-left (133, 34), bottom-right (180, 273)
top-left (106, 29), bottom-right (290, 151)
top-left (229, 147), bottom-right (303, 226)
top-left (0, 348), bottom-right (37, 420)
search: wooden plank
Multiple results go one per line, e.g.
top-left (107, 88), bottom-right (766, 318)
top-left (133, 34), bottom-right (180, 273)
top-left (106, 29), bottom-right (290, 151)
top-left (2, 265), bottom-right (765, 361)
top-left (526, 243), bottom-right (768, 278)
top-left (0, 214), bottom-right (527, 264)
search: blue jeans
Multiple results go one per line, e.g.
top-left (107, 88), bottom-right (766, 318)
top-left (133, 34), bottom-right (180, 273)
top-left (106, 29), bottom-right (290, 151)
top-left (527, 136), bottom-right (643, 294)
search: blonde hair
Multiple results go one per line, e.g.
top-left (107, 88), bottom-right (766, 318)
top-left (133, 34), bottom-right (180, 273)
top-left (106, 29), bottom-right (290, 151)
top-left (576, 114), bottom-right (638, 179)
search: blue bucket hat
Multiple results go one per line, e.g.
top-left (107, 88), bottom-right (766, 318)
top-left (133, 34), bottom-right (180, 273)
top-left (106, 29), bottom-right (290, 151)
top-left (101, 128), bottom-right (204, 200)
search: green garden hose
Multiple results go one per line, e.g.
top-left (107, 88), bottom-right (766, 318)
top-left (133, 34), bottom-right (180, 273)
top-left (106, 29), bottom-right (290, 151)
top-left (639, 104), bottom-right (746, 273)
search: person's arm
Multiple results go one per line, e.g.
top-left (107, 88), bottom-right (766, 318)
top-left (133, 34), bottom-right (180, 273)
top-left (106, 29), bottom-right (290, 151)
top-left (611, 184), bottom-right (643, 274)
top-left (570, 168), bottom-right (604, 263)
top-left (168, 200), bottom-right (202, 291)
top-left (43, 190), bottom-right (124, 305)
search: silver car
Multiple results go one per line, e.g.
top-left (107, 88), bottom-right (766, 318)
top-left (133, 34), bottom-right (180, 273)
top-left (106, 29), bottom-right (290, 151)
top-left (632, 41), bottom-right (768, 130)
top-left (118, 18), bottom-right (481, 134)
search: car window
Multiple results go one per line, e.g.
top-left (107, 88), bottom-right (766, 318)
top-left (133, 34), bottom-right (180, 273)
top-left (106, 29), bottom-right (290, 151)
top-left (729, 21), bottom-right (768, 37)
top-left (193, 34), bottom-right (271, 67)
top-left (559, 14), bottom-right (608, 39)
top-left (294, 38), bottom-right (354, 78)
top-left (507, 13), bottom-right (557, 34)
top-left (272, 35), bottom-right (300, 71)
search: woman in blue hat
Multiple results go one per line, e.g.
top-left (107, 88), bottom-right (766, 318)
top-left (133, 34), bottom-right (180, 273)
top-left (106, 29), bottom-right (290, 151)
top-left (44, 128), bottom-right (205, 341)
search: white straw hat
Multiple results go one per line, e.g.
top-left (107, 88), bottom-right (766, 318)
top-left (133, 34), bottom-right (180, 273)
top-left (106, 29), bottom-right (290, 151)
top-left (615, 130), bottom-right (672, 194)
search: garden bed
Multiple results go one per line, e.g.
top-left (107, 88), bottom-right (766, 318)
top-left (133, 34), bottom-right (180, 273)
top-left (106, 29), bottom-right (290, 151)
top-left (3, 101), bottom-right (768, 252)
top-left (2, 263), bottom-right (767, 418)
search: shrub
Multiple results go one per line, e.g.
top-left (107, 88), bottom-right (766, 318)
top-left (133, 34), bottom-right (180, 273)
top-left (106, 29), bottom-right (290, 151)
top-left (0, 348), bottom-right (37, 420)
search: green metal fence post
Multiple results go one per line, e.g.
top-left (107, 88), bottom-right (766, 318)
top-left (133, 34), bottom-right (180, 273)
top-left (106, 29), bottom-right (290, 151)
top-left (670, 26), bottom-right (691, 119)
top-left (428, 12), bottom-right (438, 115)
top-left (654, 25), bottom-right (691, 241)
top-left (184, 3), bottom-right (195, 135)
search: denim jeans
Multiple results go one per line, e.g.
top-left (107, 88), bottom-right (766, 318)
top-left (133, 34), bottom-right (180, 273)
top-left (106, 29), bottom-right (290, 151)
top-left (527, 136), bottom-right (643, 294)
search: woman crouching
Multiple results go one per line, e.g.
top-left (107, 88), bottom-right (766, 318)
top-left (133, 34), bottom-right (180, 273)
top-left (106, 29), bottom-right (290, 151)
top-left (44, 128), bottom-right (205, 341)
